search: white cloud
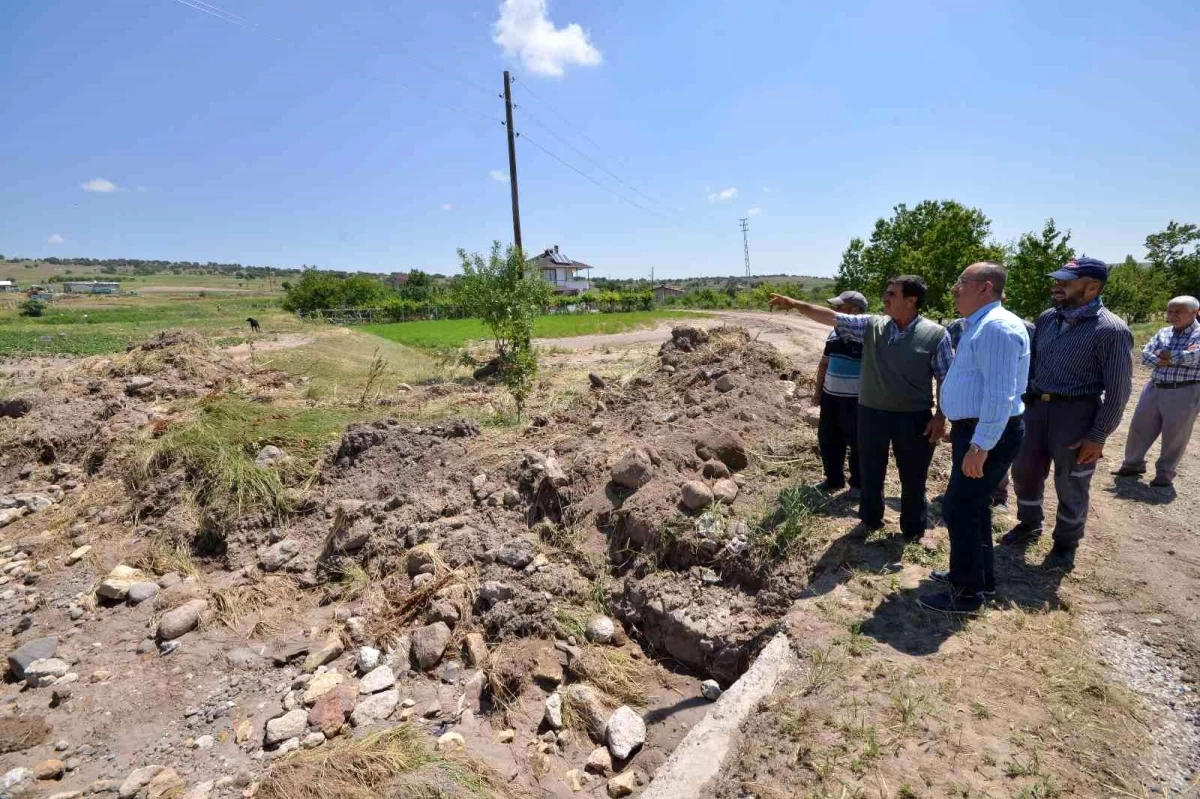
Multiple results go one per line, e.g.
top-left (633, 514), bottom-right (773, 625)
top-left (493, 0), bottom-right (602, 77)
top-left (762, 187), bottom-right (772, 193)
top-left (490, 170), bottom-right (508, 182)
top-left (80, 178), bottom-right (119, 193)
top-left (707, 187), bottom-right (738, 203)
top-left (747, 207), bottom-right (761, 216)
top-left (47, 233), bottom-right (64, 245)
top-left (442, 203), bottom-right (455, 211)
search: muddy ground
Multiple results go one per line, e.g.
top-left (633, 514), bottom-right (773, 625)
top-left (0, 317), bottom-right (1196, 799)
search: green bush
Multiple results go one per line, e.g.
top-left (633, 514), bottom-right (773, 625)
top-left (18, 298), bottom-right (46, 317)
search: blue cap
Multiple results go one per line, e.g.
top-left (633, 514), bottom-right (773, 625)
top-left (1048, 257), bottom-right (1108, 282)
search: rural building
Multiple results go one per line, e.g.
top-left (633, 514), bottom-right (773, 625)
top-left (389, 273), bottom-right (410, 288)
top-left (0, 280), bottom-right (18, 292)
top-left (653, 284), bottom-right (685, 302)
top-left (62, 281), bottom-right (120, 294)
top-left (527, 246), bottom-right (592, 295)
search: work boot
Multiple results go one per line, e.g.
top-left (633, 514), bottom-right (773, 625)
top-left (1111, 464), bottom-right (1145, 477)
top-left (1043, 545), bottom-right (1077, 572)
top-left (815, 481), bottom-right (844, 493)
top-left (918, 587), bottom-right (985, 615)
top-left (1150, 477), bottom-right (1174, 488)
top-left (929, 570), bottom-right (995, 596)
top-left (999, 522), bottom-right (1041, 547)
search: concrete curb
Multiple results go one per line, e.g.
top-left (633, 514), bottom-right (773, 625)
top-left (640, 632), bottom-right (796, 798)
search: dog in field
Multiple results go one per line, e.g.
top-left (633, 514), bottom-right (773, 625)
top-left (246, 317), bottom-right (260, 333)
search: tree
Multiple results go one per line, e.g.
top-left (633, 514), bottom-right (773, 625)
top-left (833, 201), bottom-right (1003, 316)
top-left (1004, 219), bottom-right (1075, 320)
top-left (19, 298), bottom-right (46, 317)
top-left (1103, 255), bottom-right (1172, 323)
top-left (1144, 221), bottom-right (1200, 297)
top-left (452, 243), bottom-right (553, 420)
top-left (280, 268), bottom-right (394, 313)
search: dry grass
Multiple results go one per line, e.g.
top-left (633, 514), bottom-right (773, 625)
top-left (366, 563), bottom-right (475, 648)
top-left (210, 576), bottom-right (301, 639)
top-left (567, 645), bottom-right (649, 708)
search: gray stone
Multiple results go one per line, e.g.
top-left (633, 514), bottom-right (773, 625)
top-left (714, 374), bottom-right (737, 393)
top-left (258, 539), bottom-right (301, 572)
top-left (157, 599), bottom-right (207, 640)
top-left (544, 457), bottom-right (569, 487)
top-left (700, 679), bottom-right (722, 701)
top-left (586, 746), bottom-right (614, 776)
top-left (350, 688), bottom-right (399, 726)
top-left (24, 657), bottom-right (70, 687)
top-left (427, 599), bottom-right (460, 627)
top-left (712, 479), bottom-right (739, 504)
top-left (264, 710), bottom-right (308, 746)
top-left (478, 581), bottom-right (513, 607)
top-left (565, 683), bottom-right (609, 739)
top-left (14, 493), bottom-right (54, 512)
top-left (66, 545), bottom-right (91, 566)
top-left (358, 665), bottom-right (395, 695)
top-left (356, 646), bottom-right (381, 673)
top-left (118, 765), bottom-right (165, 798)
top-left (544, 693), bottom-right (563, 729)
top-left (1, 767), bottom-right (34, 796)
top-left (495, 539), bottom-right (535, 569)
top-left (463, 632), bottom-right (489, 667)
top-left (254, 445), bottom-right (287, 468)
top-left (611, 448), bottom-right (654, 490)
top-left (411, 622), bottom-right (452, 670)
top-left (97, 565), bottom-right (146, 601)
top-left (126, 582), bottom-right (159, 605)
top-left (586, 615), bottom-right (616, 644)
top-left (7, 635), bottom-right (57, 679)
top-left (680, 481), bottom-right (714, 511)
top-left (606, 706), bottom-right (646, 760)
top-left (0, 507), bottom-right (27, 528)
top-left (125, 375), bottom-right (155, 395)
top-left (225, 646), bottom-right (266, 669)
top-left (607, 770), bottom-right (641, 798)
top-left (303, 635), bottom-right (344, 673)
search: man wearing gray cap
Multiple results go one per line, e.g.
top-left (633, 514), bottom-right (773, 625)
top-left (1007, 258), bottom-right (1133, 571)
top-left (813, 291), bottom-right (868, 495)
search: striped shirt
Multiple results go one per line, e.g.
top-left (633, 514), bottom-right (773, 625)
top-left (940, 301), bottom-right (1030, 450)
top-left (948, 316), bottom-right (1036, 389)
top-left (833, 313), bottom-right (953, 380)
top-left (1141, 321), bottom-right (1200, 384)
top-left (1029, 298), bottom-right (1134, 443)
top-left (822, 330), bottom-right (863, 397)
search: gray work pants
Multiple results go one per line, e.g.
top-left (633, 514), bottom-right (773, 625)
top-left (1121, 381), bottom-right (1200, 483)
top-left (1011, 397), bottom-right (1100, 547)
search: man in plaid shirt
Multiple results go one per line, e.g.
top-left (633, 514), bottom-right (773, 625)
top-left (1113, 296), bottom-right (1200, 488)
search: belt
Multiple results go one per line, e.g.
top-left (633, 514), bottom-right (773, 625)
top-left (1028, 392), bottom-right (1100, 403)
top-left (1155, 380), bottom-right (1200, 390)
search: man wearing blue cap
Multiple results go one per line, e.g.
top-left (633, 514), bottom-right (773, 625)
top-left (1006, 258), bottom-right (1134, 571)
top-left (813, 291), bottom-right (869, 495)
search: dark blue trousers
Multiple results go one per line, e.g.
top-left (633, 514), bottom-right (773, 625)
top-left (857, 406), bottom-right (934, 537)
top-left (945, 416), bottom-right (1025, 594)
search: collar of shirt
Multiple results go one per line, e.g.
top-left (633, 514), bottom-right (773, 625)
top-left (887, 314), bottom-right (924, 342)
top-left (1174, 320), bottom-right (1200, 338)
top-left (963, 300), bottom-right (1002, 330)
top-left (1056, 297), bottom-right (1103, 324)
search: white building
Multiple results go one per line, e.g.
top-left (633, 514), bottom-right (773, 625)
top-left (527, 246), bottom-right (592, 295)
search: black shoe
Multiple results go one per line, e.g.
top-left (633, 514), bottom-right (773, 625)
top-left (900, 529), bottom-right (926, 542)
top-left (929, 570), bottom-right (995, 596)
top-left (1150, 478), bottom-right (1174, 488)
top-left (1000, 523), bottom-right (1042, 547)
top-left (845, 487), bottom-right (861, 501)
top-left (918, 589), bottom-right (985, 615)
top-left (815, 481), bottom-right (844, 493)
top-left (1043, 545), bottom-right (1077, 572)
top-left (1112, 465), bottom-right (1145, 477)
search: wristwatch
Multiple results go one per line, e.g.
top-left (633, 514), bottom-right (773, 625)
top-left (968, 444), bottom-right (985, 455)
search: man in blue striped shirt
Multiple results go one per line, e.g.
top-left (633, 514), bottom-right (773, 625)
top-left (919, 262), bottom-right (1030, 614)
top-left (1113, 296), bottom-right (1200, 488)
top-left (1007, 258), bottom-right (1134, 572)
top-left (813, 291), bottom-right (868, 495)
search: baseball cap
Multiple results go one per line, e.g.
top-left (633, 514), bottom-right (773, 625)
top-left (1047, 257), bottom-right (1108, 282)
top-left (826, 290), bottom-right (868, 311)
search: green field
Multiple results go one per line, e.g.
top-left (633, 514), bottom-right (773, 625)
top-left (363, 310), bottom-right (708, 350)
top-left (0, 260), bottom-right (285, 292)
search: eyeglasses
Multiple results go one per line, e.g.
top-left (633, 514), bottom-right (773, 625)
top-left (953, 277), bottom-right (989, 289)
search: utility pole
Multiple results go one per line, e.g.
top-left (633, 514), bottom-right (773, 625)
top-left (739, 218), bottom-right (750, 277)
top-left (503, 70), bottom-right (523, 272)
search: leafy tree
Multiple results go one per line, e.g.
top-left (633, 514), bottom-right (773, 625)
top-left (452, 243), bottom-right (552, 419)
top-left (834, 201), bottom-right (1004, 315)
top-left (280, 268), bottom-right (394, 313)
top-left (1144, 221), bottom-right (1200, 297)
top-left (1004, 219), bottom-right (1075, 320)
top-left (19, 298), bottom-right (46, 317)
top-left (1104, 255), bottom-right (1173, 323)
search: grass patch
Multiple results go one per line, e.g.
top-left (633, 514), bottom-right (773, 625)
top-left (567, 646), bottom-right (649, 708)
top-left (750, 484), bottom-right (827, 562)
top-left (364, 310), bottom-right (707, 351)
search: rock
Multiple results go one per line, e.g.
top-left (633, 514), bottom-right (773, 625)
top-left (350, 689), bottom-right (399, 726)
top-left (126, 581), bottom-right (159, 605)
top-left (497, 729), bottom-right (516, 743)
top-left (258, 539), bottom-right (301, 572)
top-left (267, 737), bottom-right (301, 760)
top-left (125, 375), bottom-right (155, 395)
top-left (183, 781), bottom-right (215, 799)
top-left (611, 448), bottom-right (654, 490)
top-left (544, 457), bottom-right (570, 487)
top-left (532, 647), bottom-right (564, 687)
top-left (694, 430), bottom-right (749, 471)
top-left (15, 493), bottom-right (54, 512)
top-left (235, 719), bottom-right (253, 743)
top-left (701, 461), bottom-right (730, 479)
top-left (359, 665), bottom-right (395, 694)
top-left (680, 480), bottom-right (714, 511)
top-left (66, 546), bottom-right (91, 566)
top-left (303, 635), bottom-right (344, 673)
top-left (496, 539), bottom-right (536, 569)
top-left (440, 660), bottom-right (462, 684)
top-left (411, 622), bottom-right (452, 670)
top-left (302, 670), bottom-right (345, 704)
top-left (586, 746), bottom-right (613, 776)
top-left (157, 599), bottom-right (207, 640)
top-left (588, 373), bottom-right (606, 389)
top-left (436, 732), bottom-right (466, 753)
top-left (0, 507), bottom-right (27, 528)
top-left (544, 692), bottom-right (564, 729)
top-left (225, 646), bottom-right (265, 669)
top-left (428, 599), bottom-right (460, 627)
top-left (585, 616), bottom-right (616, 644)
top-left (701, 679), bottom-right (722, 700)
top-left (145, 768), bottom-right (185, 799)
top-left (308, 682), bottom-right (358, 737)
top-left (714, 374), bottom-right (737, 392)
top-left (254, 445), bottom-right (287, 468)
top-left (424, 699), bottom-right (441, 718)
top-left (97, 565), bottom-right (146, 601)
top-left (25, 657), bottom-right (70, 687)
top-left (0, 397), bottom-right (32, 418)
top-left (565, 684), bottom-right (609, 739)
top-left (7, 635), bottom-right (57, 679)
top-left (158, 572), bottom-right (182, 589)
top-left (411, 573), bottom-right (434, 590)
top-left (463, 632), bottom-right (489, 667)
top-left (712, 479), bottom-right (739, 504)
top-left (357, 646), bottom-right (381, 673)
top-left (302, 732), bottom-right (326, 749)
top-left (2, 767), bottom-right (34, 796)
top-left (193, 734), bottom-right (214, 749)
top-left (34, 759), bottom-right (65, 780)
top-left (118, 766), bottom-right (165, 798)
top-left (607, 770), bottom-right (641, 798)
top-left (606, 706), bottom-right (646, 760)
top-left (264, 710), bottom-right (308, 746)
top-left (471, 474), bottom-right (488, 495)
top-left (565, 769), bottom-right (584, 791)
top-left (478, 581), bottom-right (513, 607)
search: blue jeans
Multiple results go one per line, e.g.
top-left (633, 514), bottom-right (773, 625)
top-left (945, 416), bottom-right (1025, 594)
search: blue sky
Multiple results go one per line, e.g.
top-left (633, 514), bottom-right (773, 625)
top-left (2, 0), bottom-right (1198, 279)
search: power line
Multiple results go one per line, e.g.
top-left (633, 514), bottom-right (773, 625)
top-left (169, 0), bottom-right (248, 28)
top-left (511, 76), bottom-right (613, 163)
